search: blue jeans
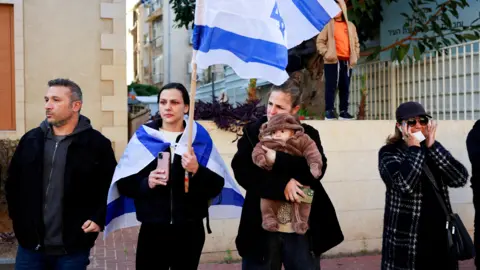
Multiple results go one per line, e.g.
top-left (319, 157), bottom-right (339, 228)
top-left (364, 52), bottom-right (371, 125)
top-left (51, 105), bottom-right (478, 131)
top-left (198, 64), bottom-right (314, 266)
top-left (15, 246), bottom-right (91, 270)
top-left (241, 232), bottom-right (321, 270)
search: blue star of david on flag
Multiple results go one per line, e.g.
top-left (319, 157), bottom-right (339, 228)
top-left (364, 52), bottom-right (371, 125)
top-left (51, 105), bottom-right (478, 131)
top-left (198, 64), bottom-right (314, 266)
top-left (270, 2), bottom-right (285, 38)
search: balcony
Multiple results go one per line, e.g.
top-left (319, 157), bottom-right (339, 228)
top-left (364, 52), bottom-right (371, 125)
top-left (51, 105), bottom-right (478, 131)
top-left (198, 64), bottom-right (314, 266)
top-left (145, 2), bottom-right (162, 22)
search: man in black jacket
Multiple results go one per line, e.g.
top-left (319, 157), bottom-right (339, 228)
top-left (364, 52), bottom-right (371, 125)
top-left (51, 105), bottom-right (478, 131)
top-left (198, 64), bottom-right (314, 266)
top-left (232, 81), bottom-right (343, 270)
top-left (467, 120), bottom-right (480, 269)
top-left (6, 78), bottom-right (117, 270)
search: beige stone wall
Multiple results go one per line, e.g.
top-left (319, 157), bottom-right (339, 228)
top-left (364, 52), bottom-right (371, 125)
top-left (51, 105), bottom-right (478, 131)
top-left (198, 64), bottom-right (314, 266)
top-left (0, 0), bottom-right (128, 159)
top-left (100, 0), bottom-right (128, 159)
top-left (199, 120), bottom-right (476, 261)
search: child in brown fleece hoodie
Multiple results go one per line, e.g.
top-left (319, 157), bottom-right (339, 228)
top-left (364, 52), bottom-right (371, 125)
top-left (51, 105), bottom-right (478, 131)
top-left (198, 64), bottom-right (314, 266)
top-left (252, 113), bottom-right (323, 234)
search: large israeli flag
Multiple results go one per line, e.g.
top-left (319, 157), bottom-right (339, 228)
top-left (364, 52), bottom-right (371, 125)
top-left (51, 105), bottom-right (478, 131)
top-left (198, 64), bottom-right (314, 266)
top-left (103, 120), bottom-right (245, 239)
top-left (192, 0), bottom-right (340, 85)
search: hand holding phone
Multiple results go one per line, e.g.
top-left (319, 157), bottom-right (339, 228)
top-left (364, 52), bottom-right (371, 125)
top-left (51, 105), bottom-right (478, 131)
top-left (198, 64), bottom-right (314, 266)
top-left (299, 186), bottom-right (314, 204)
top-left (399, 122), bottom-right (422, 147)
top-left (148, 152), bottom-right (170, 189)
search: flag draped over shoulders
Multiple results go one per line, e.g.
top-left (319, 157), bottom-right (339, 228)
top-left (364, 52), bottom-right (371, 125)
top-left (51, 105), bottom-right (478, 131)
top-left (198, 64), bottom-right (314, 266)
top-left (103, 120), bottom-right (244, 239)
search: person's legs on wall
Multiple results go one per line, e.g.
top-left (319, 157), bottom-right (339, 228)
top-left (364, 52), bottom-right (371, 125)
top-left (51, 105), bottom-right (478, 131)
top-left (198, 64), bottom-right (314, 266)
top-left (338, 60), bottom-right (354, 120)
top-left (324, 63), bottom-right (339, 120)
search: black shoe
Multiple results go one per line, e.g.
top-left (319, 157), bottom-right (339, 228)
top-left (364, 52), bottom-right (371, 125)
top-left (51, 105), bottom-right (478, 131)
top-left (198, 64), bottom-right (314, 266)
top-left (339, 111), bottom-right (355, 120)
top-left (325, 110), bottom-right (337, 120)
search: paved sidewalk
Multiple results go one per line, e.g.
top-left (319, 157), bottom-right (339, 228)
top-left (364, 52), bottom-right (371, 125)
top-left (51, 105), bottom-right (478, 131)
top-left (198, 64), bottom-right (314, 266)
top-left (88, 228), bottom-right (476, 270)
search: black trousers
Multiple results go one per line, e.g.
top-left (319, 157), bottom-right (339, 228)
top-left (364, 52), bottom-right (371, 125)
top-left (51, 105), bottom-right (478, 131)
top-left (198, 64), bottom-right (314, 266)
top-left (241, 232), bottom-right (320, 270)
top-left (136, 221), bottom-right (205, 270)
top-left (324, 61), bottom-right (352, 112)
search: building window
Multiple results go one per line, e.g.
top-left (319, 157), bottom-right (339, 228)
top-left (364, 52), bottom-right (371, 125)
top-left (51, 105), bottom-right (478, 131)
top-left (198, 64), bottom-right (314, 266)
top-left (0, 4), bottom-right (15, 130)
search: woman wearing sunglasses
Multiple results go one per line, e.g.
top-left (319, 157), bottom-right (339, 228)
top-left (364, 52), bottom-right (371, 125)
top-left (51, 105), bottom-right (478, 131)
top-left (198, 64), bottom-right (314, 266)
top-left (378, 101), bottom-right (469, 270)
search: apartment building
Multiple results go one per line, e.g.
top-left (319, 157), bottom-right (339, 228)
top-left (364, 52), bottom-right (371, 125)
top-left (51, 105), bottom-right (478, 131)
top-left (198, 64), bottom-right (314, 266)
top-left (127, 0), bottom-right (194, 90)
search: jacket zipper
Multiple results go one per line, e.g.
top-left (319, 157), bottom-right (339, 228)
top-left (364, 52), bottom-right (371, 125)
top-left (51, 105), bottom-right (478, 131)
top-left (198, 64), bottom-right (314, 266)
top-left (44, 142), bottom-right (59, 212)
top-left (34, 220), bottom-right (41, 251)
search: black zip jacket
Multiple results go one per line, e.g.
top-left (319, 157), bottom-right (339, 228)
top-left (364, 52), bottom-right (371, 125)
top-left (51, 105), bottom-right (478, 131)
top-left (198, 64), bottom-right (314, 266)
top-left (5, 117), bottom-right (117, 252)
top-left (116, 119), bottom-right (224, 228)
top-left (467, 120), bottom-right (480, 190)
top-left (232, 116), bottom-right (344, 261)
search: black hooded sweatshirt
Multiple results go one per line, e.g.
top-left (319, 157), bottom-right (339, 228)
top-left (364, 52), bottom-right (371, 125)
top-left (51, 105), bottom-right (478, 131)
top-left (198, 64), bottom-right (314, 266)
top-left (40, 116), bottom-right (92, 251)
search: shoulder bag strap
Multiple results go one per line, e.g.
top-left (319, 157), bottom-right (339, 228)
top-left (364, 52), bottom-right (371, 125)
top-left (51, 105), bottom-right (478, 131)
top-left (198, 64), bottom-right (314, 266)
top-left (422, 163), bottom-right (452, 217)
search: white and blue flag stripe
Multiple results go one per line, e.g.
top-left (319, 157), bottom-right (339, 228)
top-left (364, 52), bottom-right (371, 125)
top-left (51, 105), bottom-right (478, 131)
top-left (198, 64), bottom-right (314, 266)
top-left (192, 0), bottom-right (340, 86)
top-left (103, 120), bottom-right (244, 238)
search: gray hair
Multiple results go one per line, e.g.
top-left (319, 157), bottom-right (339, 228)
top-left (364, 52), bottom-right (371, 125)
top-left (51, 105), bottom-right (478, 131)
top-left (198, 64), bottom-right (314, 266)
top-left (48, 78), bottom-right (83, 103)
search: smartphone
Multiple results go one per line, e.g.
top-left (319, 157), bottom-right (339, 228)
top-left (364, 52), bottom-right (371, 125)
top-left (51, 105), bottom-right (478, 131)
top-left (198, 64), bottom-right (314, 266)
top-left (157, 152), bottom-right (170, 180)
top-left (398, 122), bottom-right (425, 142)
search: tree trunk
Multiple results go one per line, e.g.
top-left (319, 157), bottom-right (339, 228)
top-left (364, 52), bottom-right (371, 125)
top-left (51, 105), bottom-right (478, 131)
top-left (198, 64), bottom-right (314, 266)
top-left (357, 75), bottom-right (367, 120)
top-left (297, 53), bottom-right (326, 119)
top-left (247, 78), bottom-right (258, 102)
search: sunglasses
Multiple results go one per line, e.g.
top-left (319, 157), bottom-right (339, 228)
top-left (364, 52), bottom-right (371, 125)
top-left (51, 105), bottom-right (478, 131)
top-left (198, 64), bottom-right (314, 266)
top-left (402, 116), bottom-right (429, 127)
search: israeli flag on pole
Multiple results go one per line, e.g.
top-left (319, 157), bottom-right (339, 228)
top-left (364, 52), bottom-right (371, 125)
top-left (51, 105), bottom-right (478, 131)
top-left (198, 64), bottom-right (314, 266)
top-left (192, 0), bottom-right (340, 86)
top-left (103, 120), bottom-right (245, 239)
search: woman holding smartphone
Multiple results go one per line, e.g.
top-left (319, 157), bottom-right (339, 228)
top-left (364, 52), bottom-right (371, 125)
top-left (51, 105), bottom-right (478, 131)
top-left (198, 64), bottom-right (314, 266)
top-left (378, 101), bottom-right (468, 270)
top-left (116, 83), bottom-right (224, 270)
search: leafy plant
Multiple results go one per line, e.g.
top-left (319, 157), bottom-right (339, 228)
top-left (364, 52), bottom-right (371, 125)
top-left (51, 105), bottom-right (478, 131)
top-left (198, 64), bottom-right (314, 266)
top-left (356, 74), bottom-right (368, 120)
top-left (364, 0), bottom-right (480, 62)
top-left (194, 98), bottom-right (266, 139)
top-left (224, 249), bottom-right (233, 264)
top-left (128, 82), bottom-right (159, 96)
top-left (0, 139), bottom-right (19, 205)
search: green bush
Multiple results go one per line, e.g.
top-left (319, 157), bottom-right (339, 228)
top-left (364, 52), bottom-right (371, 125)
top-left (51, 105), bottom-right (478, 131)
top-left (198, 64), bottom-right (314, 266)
top-left (0, 139), bottom-right (19, 204)
top-left (128, 82), bottom-right (159, 96)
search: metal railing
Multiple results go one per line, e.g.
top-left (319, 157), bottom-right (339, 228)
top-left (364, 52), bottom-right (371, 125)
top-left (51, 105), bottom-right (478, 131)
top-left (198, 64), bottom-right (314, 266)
top-left (348, 40), bottom-right (480, 120)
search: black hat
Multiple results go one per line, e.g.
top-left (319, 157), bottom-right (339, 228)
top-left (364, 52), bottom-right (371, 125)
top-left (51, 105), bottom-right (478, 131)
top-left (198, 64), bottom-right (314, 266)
top-left (395, 101), bottom-right (432, 122)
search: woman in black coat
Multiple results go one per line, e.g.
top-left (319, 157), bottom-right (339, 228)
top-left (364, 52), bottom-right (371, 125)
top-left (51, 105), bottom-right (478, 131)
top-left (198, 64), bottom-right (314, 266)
top-left (117, 83), bottom-right (224, 270)
top-left (232, 78), bottom-right (344, 270)
top-left (379, 101), bottom-right (468, 270)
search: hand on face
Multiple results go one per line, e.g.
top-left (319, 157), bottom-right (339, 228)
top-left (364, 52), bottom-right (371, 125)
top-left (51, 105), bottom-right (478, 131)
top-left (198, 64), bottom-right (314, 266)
top-left (426, 120), bottom-right (437, 148)
top-left (401, 123), bottom-right (421, 147)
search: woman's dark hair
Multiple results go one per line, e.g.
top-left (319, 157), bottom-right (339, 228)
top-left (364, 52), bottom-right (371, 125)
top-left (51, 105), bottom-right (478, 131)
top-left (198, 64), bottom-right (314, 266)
top-left (268, 75), bottom-right (303, 108)
top-left (157, 82), bottom-right (190, 106)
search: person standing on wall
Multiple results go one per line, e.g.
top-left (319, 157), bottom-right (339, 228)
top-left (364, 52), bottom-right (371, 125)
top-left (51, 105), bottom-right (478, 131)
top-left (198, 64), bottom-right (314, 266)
top-left (316, 0), bottom-right (360, 120)
top-left (5, 78), bottom-right (117, 270)
top-left (467, 120), bottom-right (480, 270)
